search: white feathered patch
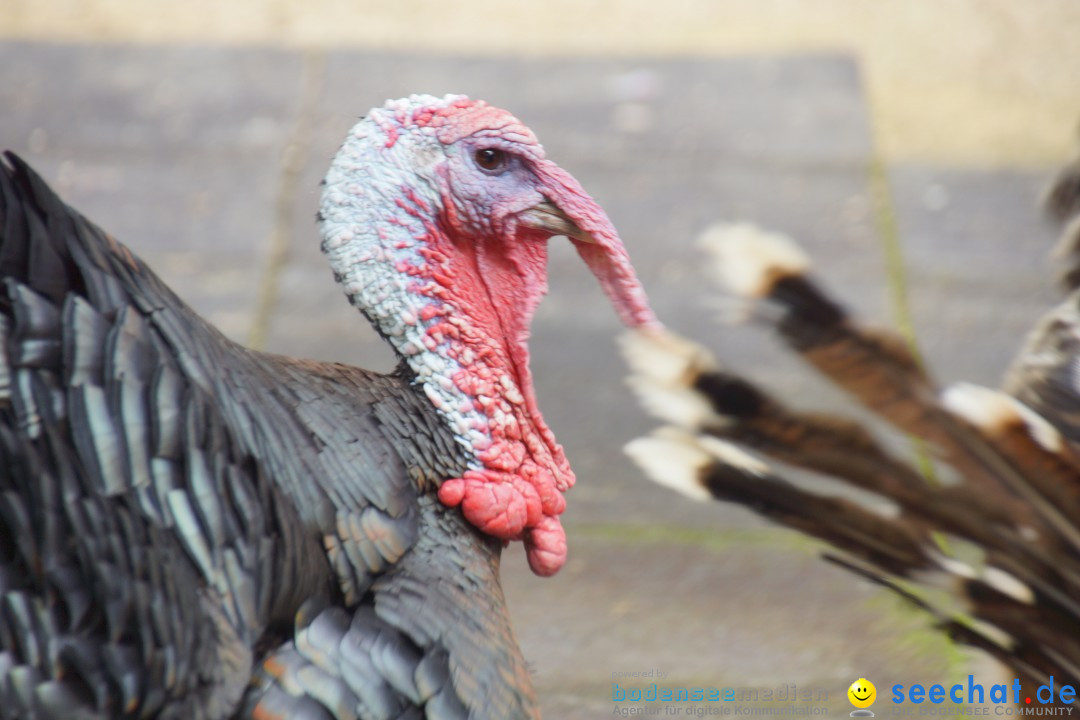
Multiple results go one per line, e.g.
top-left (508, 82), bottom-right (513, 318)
top-left (618, 328), bottom-right (720, 428)
top-left (625, 429), bottom-right (714, 502)
top-left (698, 222), bottom-right (810, 298)
top-left (625, 428), bottom-right (770, 502)
top-left (942, 382), bottom-right (1064, 453)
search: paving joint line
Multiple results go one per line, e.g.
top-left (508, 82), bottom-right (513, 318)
top-left (247, 48), bottom-right (326, 351)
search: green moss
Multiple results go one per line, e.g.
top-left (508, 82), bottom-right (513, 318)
top-left (575, 521), bottom-right (971, 682)
top-left (572, 522), bottom-right (824, 556)
top-left (861, 585), bottom-right (970, 680)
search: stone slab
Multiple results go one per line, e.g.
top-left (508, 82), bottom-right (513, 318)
top-left (889, 166), bottom-right (1060, 388)
top-left (0, 41), bottom-right (305, 339)
top-left (501, 532), bottom-right (987, 719)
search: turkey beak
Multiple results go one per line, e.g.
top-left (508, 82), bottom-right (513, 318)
top-left (529, 159), bottom-right (661, 330)
top-left (520, 200), bottom-right (596, 244)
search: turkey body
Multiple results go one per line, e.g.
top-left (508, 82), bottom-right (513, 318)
top-left (0, 153), bottom-right (533, 719)
top-left (0, 91), bottom-right (659, 718)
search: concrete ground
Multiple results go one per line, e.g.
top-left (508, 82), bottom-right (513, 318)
top-left (1, 3), bottom-right (1077, 717)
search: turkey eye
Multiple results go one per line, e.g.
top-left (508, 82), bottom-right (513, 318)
top-left (474, 148), bottom-right (506, 173)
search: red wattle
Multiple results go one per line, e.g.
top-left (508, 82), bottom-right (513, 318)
top-left (438, 478), bottom-right (466, 507)
top-left (457, 471), bottom-right (529, 539)
top-left (524, 515), bottom-right (567, 577)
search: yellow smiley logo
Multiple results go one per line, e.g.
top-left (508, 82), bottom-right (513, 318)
top-left (848, 678), bottom-right (877, 709)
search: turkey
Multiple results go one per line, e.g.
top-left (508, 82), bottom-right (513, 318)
top-left (622, 161), bottom-right (1080, 703)
top-left (0, 94), bottom-right (657, 719)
